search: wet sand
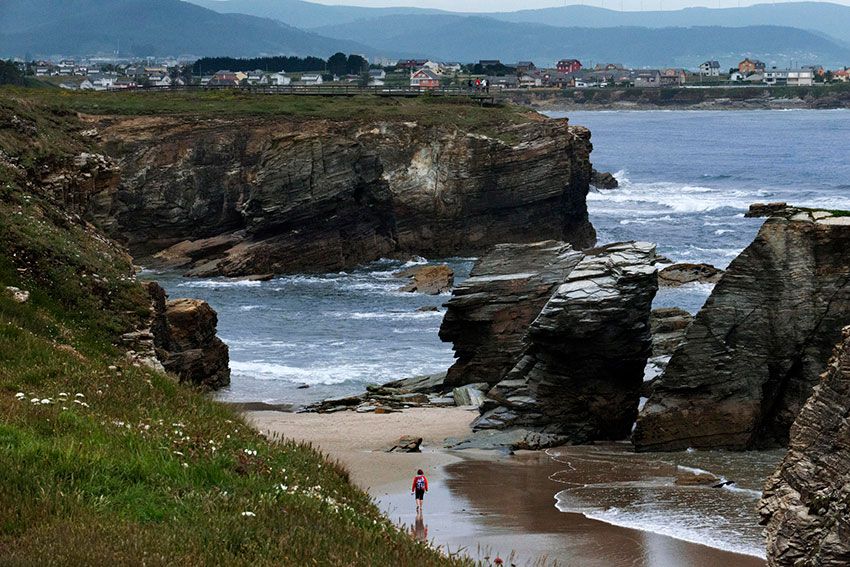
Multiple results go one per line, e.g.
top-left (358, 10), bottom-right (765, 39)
top-left (244, 407), bottom-right (766, 567)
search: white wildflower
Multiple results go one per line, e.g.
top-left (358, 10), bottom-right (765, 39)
top-left (15, 392), bottom-right (25, 400)
top-left (30, 398), bottom-right (40, 404)
top-left (75, 393), bottom-right (84, 398)
top-left (40, 398), bottom-right (51, 405)
top-left (241, 511), bottom-right (256, 517)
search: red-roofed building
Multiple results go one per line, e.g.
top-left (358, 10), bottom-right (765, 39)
top-left (556, 59), bottom-right (582, 73)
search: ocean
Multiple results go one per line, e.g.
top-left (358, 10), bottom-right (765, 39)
top-left (151, 109), bottom-right (850, 561)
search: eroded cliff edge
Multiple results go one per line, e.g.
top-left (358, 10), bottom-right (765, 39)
top-left (759, 326), bottom-right (850, 566)
top-left (86, 112), bottom-right (596, 276)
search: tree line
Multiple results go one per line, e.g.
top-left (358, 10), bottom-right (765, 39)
top-left (191, 53), bottom-right (368, 76)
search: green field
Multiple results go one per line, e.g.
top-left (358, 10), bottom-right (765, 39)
top-left (0, 91), bottom-right (470, 565)
top-left (7, 85), bottom-right (533, 130)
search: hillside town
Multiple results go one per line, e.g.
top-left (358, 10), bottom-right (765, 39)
top-left (11, 55), bottom-right (850, 91)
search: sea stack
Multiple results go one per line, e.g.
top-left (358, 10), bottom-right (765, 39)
top-left (634, 208), bottom-right (850, 451)
top-left (440, 240), bottom-right (657, 448)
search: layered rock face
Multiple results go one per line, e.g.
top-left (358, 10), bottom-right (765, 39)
top-left (144, 282), bottom-right (231, 389)
top-left (440, 240), bottom-right (657, 446)
top-left (759, 326), bottom-right (850, 566)
top-left (438, 241), bottom-right (584, 388)
top-left (634, 211), bottom-right (850, 451)
top-left (88, 115), bottom-right (595, 276)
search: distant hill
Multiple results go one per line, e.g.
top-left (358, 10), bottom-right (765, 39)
top-left (192, 0), bottom-right (850, 46)
top-left (191, 0), bottom-right (442, 29)
top-left (311, 15), bottom-right (850, 68)
top-left (0, 0), bottom-right (370, 59)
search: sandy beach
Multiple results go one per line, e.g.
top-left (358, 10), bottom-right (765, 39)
top-left (244, 407), bottom-right (767, 567)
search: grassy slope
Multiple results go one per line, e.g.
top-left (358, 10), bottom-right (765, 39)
top-left (0, 91), bottom-right (469, 565)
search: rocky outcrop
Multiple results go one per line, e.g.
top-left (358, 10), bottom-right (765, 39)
top-left (759, 326), bottom-right (850, 567)
top-left (658, 263), bottom-right (723, 286)
top-left (440, 240), bottom-right (657, 448)
top-left (439, 241), bottom-right (585, 388)
top-left (634, 210), bottom-right (850, 452)
top-left (88, 115), bottom-right (596, 276)
top-left (395, 264), bottom-right (454, 294)
top-left (590, 169), bottom-right (618, 190)
top-left (143, 282), bottom-right (231, 389)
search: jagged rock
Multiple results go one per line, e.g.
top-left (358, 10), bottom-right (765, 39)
top-left (759, 326), bottom-right (850, 566)
top-left (142, 282), bottom-right (231, 389)
top-left (452, 383), bottom-right (489, 407)
top-left (470, 242), bottom-right (657, 445)
top-left (5, 286), bottom-right (29, 303)
top-left (89, 116), bottom-right (595, 276)
top-left (386, 436), bottom-right (423, 453)
top-left (650, 307), bottom-right (693, 357)
top-left (380, 372), bottom-right (446, 393)
top-left (395, 265), bottom-right (454, 295)
top-left (658, 263), bottom-right (723, 286)
top-left (416, 305), bottom-right (439, 312)
top-left (439, 241), bottom-right (585, 388)
top-left (635, 212), bottom-right (850, 451)
top-left (746, 202), bottom-right (788, 218)
top-left (590, 169), bottom-right (619, 190)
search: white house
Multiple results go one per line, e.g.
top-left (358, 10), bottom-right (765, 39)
top-left (421, 60), bottom-right (443, 74)
top-left (729, 71), bottom-right (745, 82)
top-left (763, 68), bottom-right (788, 85)
top-left (269, 72), bottom-right (291, 86)
top-left (519, 74), bottom-right (542, 87)
top-left (699, 61), bottom-right (720, 77)
top-left (787, 69), bottom-right (814, 86)
top-left (301, 73), bottom-right (323, 85)
top-left (246, 70), bottom-right (269, 85)
top-left (149, 75), bottom-right (172, 87)
top-left (368, 69), bottom-right (386, 80)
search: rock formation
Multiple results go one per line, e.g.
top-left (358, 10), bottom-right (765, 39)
top-left (634, 209), bottom-right (850, 451)
top-left (143, 282), bottom-right (231, 389)
top-left (440, 240), bottom-right (657, 448)
top-left (759, 326), bottom-right (850, 567)
top-left (658, 262), bottom-right (723, 286)
top-left (438, 241), bottom-right (585, 388)
top-left (88, 115), bottom-right (596, 276)
top-left (395, 264), bottom-right (454, 294)
top-left (590, 168), bottom-right (618, 189)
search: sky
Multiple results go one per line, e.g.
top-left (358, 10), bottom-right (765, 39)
top-left (309, 0), bottom-right (849, 11)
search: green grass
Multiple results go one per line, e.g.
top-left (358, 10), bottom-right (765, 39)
top-left (4, 86), bottom-right (534, 131)
top-left (0, 92), bottom-right (471, 565)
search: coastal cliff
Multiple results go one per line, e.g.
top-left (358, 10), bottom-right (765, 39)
top-left (0, 91), bottom-right (467, 565)
top-left (440, 240), bottom-right (657, 449)
top-left (634, 209), bottom-right (850, 451)
top-left (759, 326), bottom-right (850, 566)
top-left (87, 111), bottom-right (595, 275)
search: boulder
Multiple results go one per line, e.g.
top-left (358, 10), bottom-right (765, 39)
top-left (452, 383), bottom-right (488, 407)
top-left (386, 436), bottom-right (423, 453)
top-left (441, 240), bottom-right (658, 448)
top-left (759, 326), bottom-right (850, 566)
top-left (590, 168), bottom-right (619, 190)
top-left (635, 212), bottom-right (850, 451)
top-left (658, 263), bottom-right (723, 286)
top-left (395, 265), bottom-right (454, 295)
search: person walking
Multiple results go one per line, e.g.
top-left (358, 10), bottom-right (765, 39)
top-left (411, 469), bottom-right (428, 512)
